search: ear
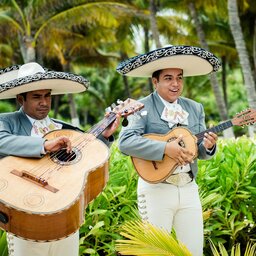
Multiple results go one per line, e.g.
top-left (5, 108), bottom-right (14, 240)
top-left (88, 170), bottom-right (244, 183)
top-left (16, 95), bottom-right (24, 106)
top-left (152, 77), bottom-right (158, 89)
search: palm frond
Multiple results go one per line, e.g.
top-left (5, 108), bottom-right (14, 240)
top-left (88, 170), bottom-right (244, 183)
top-left (209, 239), bottom-right (256, 256)
top-left (116, 220), bottom-right (192, 256)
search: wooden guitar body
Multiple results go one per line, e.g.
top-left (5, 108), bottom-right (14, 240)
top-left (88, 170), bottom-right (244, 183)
top-left (0, 129), bottom-right (109, 241)
top-left (131, 108), bottom-right (256, 183)
top-left (132, 127), bottom-right (198, 183)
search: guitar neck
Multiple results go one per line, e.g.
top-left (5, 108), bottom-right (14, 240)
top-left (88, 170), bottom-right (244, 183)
top-left (89, 112), bottom-right (116, 138)
top-left (196, 120), bottom-right (233, 143)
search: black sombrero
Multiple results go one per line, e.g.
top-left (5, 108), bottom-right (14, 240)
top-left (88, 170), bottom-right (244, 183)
top-left (116, 45), bottom-right (221, 77)
top-left (0, 62), bottom-right (89, 99)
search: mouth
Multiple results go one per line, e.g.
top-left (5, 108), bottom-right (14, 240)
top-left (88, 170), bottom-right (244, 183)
top-left (169, 88), bottom-right (179, 93)
top-left (38, 108), bottom-right (49, 114)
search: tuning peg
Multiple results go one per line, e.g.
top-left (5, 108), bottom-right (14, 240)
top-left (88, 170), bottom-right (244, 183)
top-left (122, 117), bottom-right (129, 127)
top-left (111, 103), bottom-right (116, 109)
top-left (117, 99), bottom-right (124, 104)
top-left (105, 106), bottom-right (111, 113)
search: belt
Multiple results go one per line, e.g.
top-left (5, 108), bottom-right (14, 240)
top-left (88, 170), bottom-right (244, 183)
top-left (162, 171), bottom-right (194, 186)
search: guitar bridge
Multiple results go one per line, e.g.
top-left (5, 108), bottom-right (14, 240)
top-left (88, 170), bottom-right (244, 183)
top-left (11, 169), bottom-right (58, 193)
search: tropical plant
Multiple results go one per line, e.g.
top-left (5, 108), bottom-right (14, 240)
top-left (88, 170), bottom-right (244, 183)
top-left (209, 239), bottom-right (256, 256)
top-left (79, 143), bottom-right (138, 255)
top-left (197, 137), bottom-right (256, 255)
top-left (0, 231), bottom-right (8, 256)
top-left (115, 219), bottom-right (192, 256)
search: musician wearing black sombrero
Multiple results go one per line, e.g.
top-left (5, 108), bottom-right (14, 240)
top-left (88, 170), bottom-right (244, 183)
top-left (117, 45), bottom-right (219, 255)
top-left (0, 62), bottom-right (120, 256)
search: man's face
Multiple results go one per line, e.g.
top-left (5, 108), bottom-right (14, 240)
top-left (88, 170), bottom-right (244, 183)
top-left (152, 68), bottom-right (183, 103)
top-left (17, 89), bottom-right (52, 120)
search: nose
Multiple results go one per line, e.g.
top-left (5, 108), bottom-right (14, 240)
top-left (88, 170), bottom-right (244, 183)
top-left (40, 97), bottom-right (49, 106)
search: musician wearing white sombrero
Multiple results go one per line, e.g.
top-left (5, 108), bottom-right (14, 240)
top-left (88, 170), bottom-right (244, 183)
top-left (0, 62), bottom-right (120, 256)
top-left (118, 45), bottom-right (219, 255)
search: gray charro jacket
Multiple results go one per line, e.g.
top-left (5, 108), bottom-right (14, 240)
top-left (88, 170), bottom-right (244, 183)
top-left (118, 91), bottom-right (216, 177)
top-left (0, 107), bottom-right (112, 159)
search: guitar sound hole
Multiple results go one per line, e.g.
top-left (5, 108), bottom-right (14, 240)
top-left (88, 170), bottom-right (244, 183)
top-left (167, 137), bottom-right (185, 148)
top-left (178, 140), bottom-right (185, 148)
top-left (50, 147), bottom-right (82, 165)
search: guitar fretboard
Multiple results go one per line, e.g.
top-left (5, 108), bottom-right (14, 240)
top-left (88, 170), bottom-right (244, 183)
top-left (89, 112), bottom-right (116, 138)
top-left (196, 120), bottom-right (233, 143)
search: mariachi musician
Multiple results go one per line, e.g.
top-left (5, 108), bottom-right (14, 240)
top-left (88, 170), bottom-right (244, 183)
top-left (0, 62), bottom-right (120, 256)
top-left (117, 45), bottom-right (219, 256)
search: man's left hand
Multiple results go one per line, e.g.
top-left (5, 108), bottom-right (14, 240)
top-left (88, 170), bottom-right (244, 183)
top-left (102, 113), bottom-right (121, 139)
top-left (203, 132), bottom-right (218, 150)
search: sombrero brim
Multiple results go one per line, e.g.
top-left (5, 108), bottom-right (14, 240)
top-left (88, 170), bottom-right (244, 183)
top-left (0, 70), bottom-right (89, 99)
top-left (0, 65), bottom-right (21, 84)
top-left (116, 45), bottom-right (221, 77)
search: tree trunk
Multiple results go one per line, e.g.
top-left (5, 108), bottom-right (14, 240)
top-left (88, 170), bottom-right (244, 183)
top-left (149, 0), bottom-right (161, 48)
top-left (63, 62), bottom-right (80, 127)
top-left (189, 2), bottom-right (234, 138)
top-left (19, 35), bottom-right (36, 62)
top-left (143, 25), bottom-right (154, 93)
top-left (122, 75), bottom-right (131, 98)
top-left (68, 94), bottom-right (80, 127)
top-left (148, 0), bottom-right (161, 93)
top-left (228, 0), bottom-right (256, 109)
top-left (228, 0), bottom-right (256, 137)
top-left (53, 95), bottom-right (60, 118)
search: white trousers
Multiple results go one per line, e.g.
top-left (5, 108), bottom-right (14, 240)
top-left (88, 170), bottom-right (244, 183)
top-left (137, 179), bottom-right (203, 256)
top-left (7, 230), bottom-right (79, 256)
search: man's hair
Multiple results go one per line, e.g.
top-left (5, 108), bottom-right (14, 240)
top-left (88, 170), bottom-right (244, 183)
top-left (19, 93), bottom-right (27, 100)
top-left (152, 70), bottom-right (162, 80)
top-left (152, 69), bottom-right (184, 80)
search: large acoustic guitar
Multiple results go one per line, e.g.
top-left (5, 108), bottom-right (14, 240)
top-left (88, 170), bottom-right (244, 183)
top-left (132, 108), bottom-right (256, 184)
top-left (0, 98), bottom-right (144, 241)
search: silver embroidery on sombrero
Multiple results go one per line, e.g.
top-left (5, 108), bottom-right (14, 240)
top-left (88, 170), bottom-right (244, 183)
top-left (0, 65), bottom-right (20, 75)
top-left (117, 45), bottom-right (221, 75)
top-left (0, 71), bottom-right (89, 93)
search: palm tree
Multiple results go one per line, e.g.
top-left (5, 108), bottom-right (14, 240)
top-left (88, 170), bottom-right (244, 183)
top-left (227, 0), bottom-right (256, 135)
top-left (187, 1), bottom-right (234, 138)
top-left (0, 0), bottom-right (142, 123)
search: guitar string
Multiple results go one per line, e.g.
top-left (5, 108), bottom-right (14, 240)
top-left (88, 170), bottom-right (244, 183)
top-left (46, 104), bottom-right (142, 167)
top-left (26, 113), bottom-right (118, 181)
top-left (23, 103), bottom-right (140, 181)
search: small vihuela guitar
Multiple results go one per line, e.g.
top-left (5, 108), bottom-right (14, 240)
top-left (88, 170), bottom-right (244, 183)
top-left (0, 98), bottom-right (144, 241)
top-left (132, 108), bottom-right (256, 184)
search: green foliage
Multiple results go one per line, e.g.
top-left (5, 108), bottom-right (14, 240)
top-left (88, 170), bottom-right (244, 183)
top-left (209, 239), bottom-right (256, 256)
top-left (0, 100), bottom-right (16, 113)
top-left (0, 231), bottom-right (8, 256)
top-left (0, 137), bottom-right (255, 255)
top-left (116, 220), bottom-right (192, 256)
top-left (79, 137), bottom-right (256, 255)
top-left (197, 137), bottom-right (256, 255)
top-left (79, 143), bottom-right (138, 255)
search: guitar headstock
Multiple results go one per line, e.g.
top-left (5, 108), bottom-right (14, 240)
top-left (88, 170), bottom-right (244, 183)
top-left (111, 98), bottom-right (144, 117)
top-left (232, 108), bottom-right (256, 127)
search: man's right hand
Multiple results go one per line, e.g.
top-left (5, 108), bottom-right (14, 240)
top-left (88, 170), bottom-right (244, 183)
top-left (44, 136), bottom-right (72, 153)
top-left (164, 135), bottom-right (194, 166)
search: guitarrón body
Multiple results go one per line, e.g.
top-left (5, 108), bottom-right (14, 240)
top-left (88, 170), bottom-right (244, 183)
top-left (0, 98), bottom-right (144, 241)
top-left (0, 130), bottom-right (109, 241)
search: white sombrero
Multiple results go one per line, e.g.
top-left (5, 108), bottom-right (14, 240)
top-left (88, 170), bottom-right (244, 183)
top-left (116, 45), bottom-right (221, 77)
top-left (0, 62), bottom-right (89, 99)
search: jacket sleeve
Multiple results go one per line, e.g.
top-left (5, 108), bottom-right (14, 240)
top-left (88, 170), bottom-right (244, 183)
top-left (0, 117), bottom-right (45, 158)
top-left (118, 111), bottom-right (166, 161)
